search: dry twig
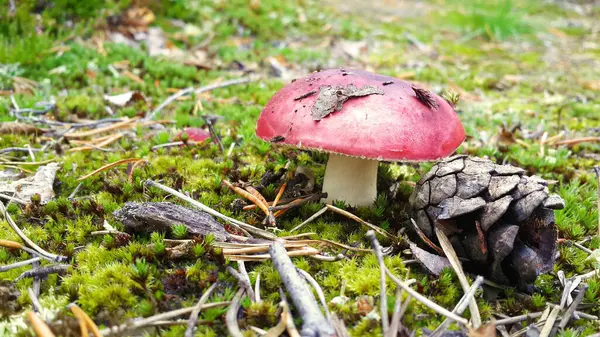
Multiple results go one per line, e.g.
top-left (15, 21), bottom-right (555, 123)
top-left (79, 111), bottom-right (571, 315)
top-left (435, 226), bottom-right (482, 328)
top-left (226, 289), bottom-right (245, 337)
top-left (185, 283), bottom-right (218, 337)
top-left (144, 180), bottom-right (275, 239)
top-left (78, 158), bottom-right (146, 181)
top-left (366, 230), bottom-right (389, 335)
top-left (327, 204), bottom-right (394, 239)
top-left (26, 311), bottom-right (55, 337)
top-left (269, 241), bottom-right (335, 337)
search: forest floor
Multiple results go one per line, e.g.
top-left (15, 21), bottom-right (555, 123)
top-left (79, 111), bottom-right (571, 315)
top-left (1, 0), bottom-right (600, 336)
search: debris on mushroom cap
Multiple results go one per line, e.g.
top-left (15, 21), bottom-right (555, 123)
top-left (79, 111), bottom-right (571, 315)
top-left (255, 68), bottom-right (465, 162)
top-left (409, 156), bottom-right (565, 289)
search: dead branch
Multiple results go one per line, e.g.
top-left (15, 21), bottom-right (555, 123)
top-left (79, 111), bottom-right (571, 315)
top-left (430, 276), bottom-right (484, 337)
top-left (366, 230), bottom-right (389, 335)
top-left (226, 289), bottom-right (245, 337)
top-left (145, 180), bottom-right (276, 240)
top-left (185, 283), bottom-right (218, 337)
top-left (326, 204), bottom-right (394, 240)
top-left (269, 241), bottom-right (335, 337)
top-left (100, 301), bottom-right (230, 336)
top-left (227, 266), bottom-right (255, 301)
top-left (78, 158), bottom-right (146, 181)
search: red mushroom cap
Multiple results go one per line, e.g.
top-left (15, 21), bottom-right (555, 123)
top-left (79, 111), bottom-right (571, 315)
top-left (256, 69), bottom-right (465, 161)
top-left (179, 127), bottom-right (211, 143)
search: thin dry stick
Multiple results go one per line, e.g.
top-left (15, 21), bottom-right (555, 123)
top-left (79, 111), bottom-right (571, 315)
top-left (367, 230), bottom-right (389, 335)
top-left (227, 247), bottom-right (320, 261)
top-left (494, 312), bottom-right (543, 326)
top-left (280, 291), bottom-right (302, 337)
top-left (297, 268), bottom-right (332, 320)
top-left (68, 133), bottom-right (123, 152)
top-left (28, 288), bottom-right (43, 313)
top-left (430, 276), bottom-right (485, 337)
top-left (227, 266), bottom-right (255, 301)
top-left (238, 261), bottom-right (255, 302)
top-left (294, 239), bottom-right (373, 253)
top-left (558, 285), bottom-right (588, 329)
top-left (78, 158), bottom-right (146, 181)
top-left (410, 218), bottom-right (444, 255)
top-left (554, 136), bottom-right (600, 146)
top-left (388, 288), bottom-right (404, 337)
top-left (385, 263), bottom-right (467, 325)
top-left (65, 117), bottom-right (139, 139)
top-left (291, 206), bottom-right (328, 232)
top-left (185, 283), bottom-right (218, 337)
top-left (263, 303), bottom-right (288, 337)
top-left (435, 227), bottom-right (482, 328)
top-left (269, 241), bottom-right (335, 337)
top-left (327, 204), bottom-right (394, 239)
top-left (26, 311), bottom-right (56, 337)
top-left (594, 166), bottom-right (600, 236)
top-left (0, 257), bottom-right (40, 272)
top-left (0, 193), bottom-right (27, 205)
top-left (538, 305), bottom-right (561, 337)
top-left (255, 273), bottom-right (262, 302)
top-left (144, 180), bottom-right (276, 239)
top-left (272, 182), bottom-right (287, 207)
top-left (145, 77), bottom-right (252, 121)
top-left (100, 302), bottom-right (230, 335)
top-left (1, 204), bottom-right (67, 262)
top-left (226, 289), bottom-right (245, 337)
top-left (0, 158), bottom-right (56, 166)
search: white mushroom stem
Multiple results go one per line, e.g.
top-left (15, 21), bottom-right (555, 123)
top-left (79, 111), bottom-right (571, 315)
top-left (322, 153), bottom-right (379, 207)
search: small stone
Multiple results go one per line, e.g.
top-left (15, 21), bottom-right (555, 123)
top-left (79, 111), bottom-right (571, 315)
top-left (436, 157), bottom-right (465, 176)
top-left (456, 172), bottom-right (491, 199)
top-left (480, 195), bottom-right (513, 231)
top-left (489, 175), bottom-right (520, 200)
top-left (543, 194), bottom-right (565, 210)
top-left (429, 174), bottom-right (457, 204)
top-left (438, 196), bottom-right (486, 219)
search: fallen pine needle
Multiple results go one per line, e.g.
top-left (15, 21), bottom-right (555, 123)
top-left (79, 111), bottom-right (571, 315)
top-left (65, 117), bottom-right (140, 139)
top-left (26, 311), bottom-right (56, 337)
top-left (78, 158), bottom-right (146, 181)
top-left (326, 204), bottom-right (395, 240)
top-left (554, 136), bottom-right (600, 147)
top-left (69, 304), bottom-right (103, 337)
top-left (68, 133), bottom-right (123, 152)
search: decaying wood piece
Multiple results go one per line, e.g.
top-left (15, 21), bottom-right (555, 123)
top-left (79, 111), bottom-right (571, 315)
top-left (113, 202), bottom-right (231, 242)
top-left (269, 241), bottom-right (335, 337)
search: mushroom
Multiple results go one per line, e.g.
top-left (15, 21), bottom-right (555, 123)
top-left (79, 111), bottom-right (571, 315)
top-left (256, 69), bottom-right (465, 207)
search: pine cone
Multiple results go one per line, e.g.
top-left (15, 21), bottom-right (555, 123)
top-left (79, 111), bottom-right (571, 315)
top-left (409, 155), bottom-right (565, 287)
